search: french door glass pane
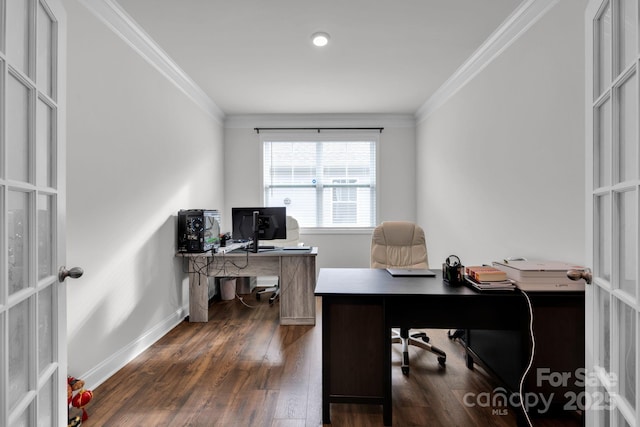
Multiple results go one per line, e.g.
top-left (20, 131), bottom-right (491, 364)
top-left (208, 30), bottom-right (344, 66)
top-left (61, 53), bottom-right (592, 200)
top-left (37, 3), bottom-right (54, 98)
top-left (8, 191), bottom-right (30, 295)
top-left (37, 375), bottom-right (54, 427)
top-left (38, 284), bottom-right (54, 374)
top-left (9, 299), bottom-right (30, 412)
top-left (11, 409), bottom-right (31, 427)
top-left (616, 299), bottom-right (636, 411)
top-left (618, 0), bottom-right (637, 73)
top-left (596, 383), bottom-right (612, 426)
top-left (617, 73), bottom-right (638, 183)
top-left (36, 99), bottom-right (52, 187)
top-left (37, 194), bottom-right (53, 280)
top-left (596, 193), bottom-right (612, 281)
top-left (621, 414), bottom-right (631, 427)
top-left (596, 285), bottom-right (611, 371)
top-left (6, 0), bottom-right (30, 76)
top-left (616, 408), bottom-right (632, 426)
top-left (7, 73), bottom-right (31, 183)
top-left (597, 1), bottom-right (612, 97)
top-left (617, 190), bottom-right (637, 297)
top-left (597, 98), bottom-right (612, 188)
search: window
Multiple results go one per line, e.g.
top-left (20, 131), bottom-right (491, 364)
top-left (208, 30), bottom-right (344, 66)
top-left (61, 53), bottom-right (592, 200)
top-left (262, 134), bottom-right (377, 228)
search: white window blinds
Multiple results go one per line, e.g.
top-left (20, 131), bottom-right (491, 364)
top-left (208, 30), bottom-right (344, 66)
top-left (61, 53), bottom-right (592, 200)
top-left (263, 135), bottom-right (377, 228)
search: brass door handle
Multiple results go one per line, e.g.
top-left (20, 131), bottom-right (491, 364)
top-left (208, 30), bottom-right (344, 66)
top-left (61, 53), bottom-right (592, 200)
top-left (58, 266), bottom-right (84, 282)
top-left (567, 268), bottom-right (592, 285)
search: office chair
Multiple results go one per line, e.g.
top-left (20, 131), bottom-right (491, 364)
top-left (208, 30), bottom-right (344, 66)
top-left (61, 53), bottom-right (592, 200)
top-left (256, 215), bottom-right (300, 304)
top-left (371, 221), bottom-right (447, 374)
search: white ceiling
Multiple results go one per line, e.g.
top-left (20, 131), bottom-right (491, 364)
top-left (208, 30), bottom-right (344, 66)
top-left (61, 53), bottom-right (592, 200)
top-left (115, 0), bottom-right (524, 116)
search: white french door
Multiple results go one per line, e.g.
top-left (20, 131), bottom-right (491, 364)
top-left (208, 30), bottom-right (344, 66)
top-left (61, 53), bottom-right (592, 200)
top-left (1, 0), bottom-right (67, 426)
top-left (586, 0), bottom-right (639, 425)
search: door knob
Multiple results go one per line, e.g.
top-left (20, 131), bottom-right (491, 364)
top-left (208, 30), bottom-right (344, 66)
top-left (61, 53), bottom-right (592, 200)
top-left (58, 266), bottom-right (84, 282)
top-left (567, 268), bottom-right (592, 285)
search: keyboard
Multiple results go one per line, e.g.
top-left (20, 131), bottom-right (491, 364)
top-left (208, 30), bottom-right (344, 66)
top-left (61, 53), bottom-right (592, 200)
top-left (282, 246), bottom-right (311, 251)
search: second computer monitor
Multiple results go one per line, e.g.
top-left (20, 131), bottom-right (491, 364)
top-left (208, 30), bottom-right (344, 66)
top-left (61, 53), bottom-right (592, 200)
top-left (231, 207), bottom-right (287, 241)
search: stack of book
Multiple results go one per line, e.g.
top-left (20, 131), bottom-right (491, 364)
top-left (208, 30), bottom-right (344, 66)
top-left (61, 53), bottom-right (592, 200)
top-left (464, 265), bottom-right (516, 291)
top-left (492, 260), bottom-right (586, 291)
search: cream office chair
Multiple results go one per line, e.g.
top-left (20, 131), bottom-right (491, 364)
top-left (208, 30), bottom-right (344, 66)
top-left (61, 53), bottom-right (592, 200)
top-left (371, 221), bottom-right (447, 374)
top-left (256, 215), bottom-right (300, 304)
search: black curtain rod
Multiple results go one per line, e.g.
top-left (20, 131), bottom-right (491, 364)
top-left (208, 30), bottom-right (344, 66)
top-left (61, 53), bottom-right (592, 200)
top-left (254, 127), bottom-right (383, 134)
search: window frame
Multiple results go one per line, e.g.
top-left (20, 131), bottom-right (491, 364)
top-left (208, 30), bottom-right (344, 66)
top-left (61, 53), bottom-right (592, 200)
top-left (260, 131), bottom-right (380, 232)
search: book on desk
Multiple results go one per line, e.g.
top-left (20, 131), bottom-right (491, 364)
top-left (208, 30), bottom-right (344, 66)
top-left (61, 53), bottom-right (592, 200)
top-left (464, 265), bottom-right (516, 291)
top-left (492, 260), bottom-right (586, 292)
top-left (464, 275), bottom-right (516, 291)
top-left (465, 265), bottom-right (508, 282)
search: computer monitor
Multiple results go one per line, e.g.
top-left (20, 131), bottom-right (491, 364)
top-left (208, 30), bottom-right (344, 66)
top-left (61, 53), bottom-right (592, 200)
top-left (231, 207), bottom-right (286, 252)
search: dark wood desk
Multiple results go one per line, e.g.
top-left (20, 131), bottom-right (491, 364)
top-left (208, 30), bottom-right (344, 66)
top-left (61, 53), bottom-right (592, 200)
top-left (181, 247), bottom-right (317, 324)
top-left (315, 268), bottom-right (583, 426)
top-left (464, 292), bottom-right (585, 414)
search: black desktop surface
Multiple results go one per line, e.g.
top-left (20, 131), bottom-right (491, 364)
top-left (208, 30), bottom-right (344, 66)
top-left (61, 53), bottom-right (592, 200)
top-left (315, 268), bottom-right (526, 330)
top-left (316, 268), bottom-right (479, 296)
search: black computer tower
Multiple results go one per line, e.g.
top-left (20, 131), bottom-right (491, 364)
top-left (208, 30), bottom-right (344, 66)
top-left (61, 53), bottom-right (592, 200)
top-left (177, 209), bottom-right (220, 253)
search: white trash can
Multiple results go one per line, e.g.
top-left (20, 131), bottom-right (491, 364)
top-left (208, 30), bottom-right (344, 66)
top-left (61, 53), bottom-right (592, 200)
top-left (220, 278), bottom-right (236, 301)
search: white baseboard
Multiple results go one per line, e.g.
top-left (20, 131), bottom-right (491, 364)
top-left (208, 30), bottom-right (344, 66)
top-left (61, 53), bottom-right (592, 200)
top-left (80, 304), bottom-right (189, 390)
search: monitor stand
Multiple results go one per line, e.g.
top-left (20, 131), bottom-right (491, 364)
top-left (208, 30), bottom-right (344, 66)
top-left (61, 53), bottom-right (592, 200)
top-left (251, 211), bottom-right (260, 253)
top-left (251, 235), bottom-right (259, 253)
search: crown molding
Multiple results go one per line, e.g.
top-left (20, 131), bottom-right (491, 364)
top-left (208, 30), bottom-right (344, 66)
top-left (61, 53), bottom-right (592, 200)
top-left (415, 0), bottom-right (559, 123)
top-left (224, 114), bottom-right (416, 129)
top-left (78, 0), bottom-right (225, 123)
top-left (77, 0), bottom-right (557, 126)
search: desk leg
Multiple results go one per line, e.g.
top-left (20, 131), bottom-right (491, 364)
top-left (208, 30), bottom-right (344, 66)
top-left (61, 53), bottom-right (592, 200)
top-left (322, 297), bottom-right (331, 424)
top-left (383, 314), bottom-right (392, 426)
top-left (188, 257), bottom-right (209, 322)
top-left (280, 256), bottom-right (316, 325)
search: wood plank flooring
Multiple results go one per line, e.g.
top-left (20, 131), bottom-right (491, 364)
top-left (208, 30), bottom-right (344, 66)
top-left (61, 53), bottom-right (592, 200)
top-left (81, 296), bottom-right (583, 426)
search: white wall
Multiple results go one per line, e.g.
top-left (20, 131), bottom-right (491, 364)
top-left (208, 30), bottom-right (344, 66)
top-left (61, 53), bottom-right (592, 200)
top-left (64, 0), bottom-right (224, 384)
top-left (416, 0), bottom-right (586, 267)
top-left (62, 0), bottom-right (587, 390)
top-left (223, 115), bottom-right (417, 269)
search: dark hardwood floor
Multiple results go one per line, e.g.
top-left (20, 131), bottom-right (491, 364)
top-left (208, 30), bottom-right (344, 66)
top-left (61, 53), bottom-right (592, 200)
top-left (81, 294), bottom-right (583, 426)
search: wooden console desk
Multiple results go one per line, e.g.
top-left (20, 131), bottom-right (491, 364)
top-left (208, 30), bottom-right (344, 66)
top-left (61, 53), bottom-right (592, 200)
top-left (315, 268), bottom-right (584, 426)
top-left (181, 247), bottom-right (317, 324)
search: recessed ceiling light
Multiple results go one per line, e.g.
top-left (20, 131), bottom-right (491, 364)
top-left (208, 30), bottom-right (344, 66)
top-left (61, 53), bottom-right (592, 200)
top-left (311, 32), bottom-right (330, 47)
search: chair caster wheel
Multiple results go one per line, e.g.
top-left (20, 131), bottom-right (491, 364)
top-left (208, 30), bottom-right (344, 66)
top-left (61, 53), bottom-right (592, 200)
top-left (438, 357), bottom-right (446, 367)
top-left (412, 332), bottom-right (429, 344)
top-left (401, 366), bottom-right (410, 375)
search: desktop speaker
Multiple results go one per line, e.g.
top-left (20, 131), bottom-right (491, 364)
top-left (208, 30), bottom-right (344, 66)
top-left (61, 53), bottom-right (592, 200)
top-left (177, 209), bottom-right (221, 253)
